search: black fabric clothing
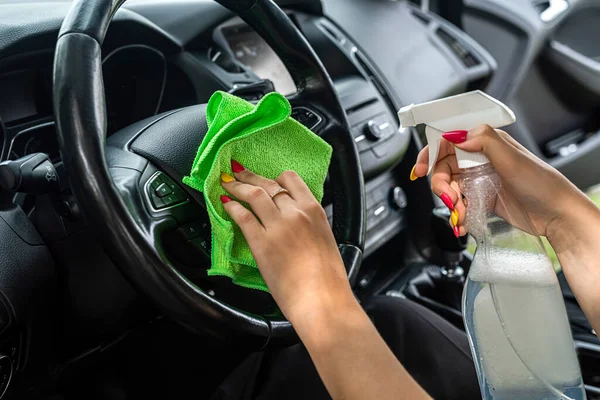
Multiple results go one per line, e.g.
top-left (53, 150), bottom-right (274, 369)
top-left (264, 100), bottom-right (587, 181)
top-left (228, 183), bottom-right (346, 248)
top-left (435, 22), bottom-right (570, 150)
top-left (213, 297), bottom-right (481, 400)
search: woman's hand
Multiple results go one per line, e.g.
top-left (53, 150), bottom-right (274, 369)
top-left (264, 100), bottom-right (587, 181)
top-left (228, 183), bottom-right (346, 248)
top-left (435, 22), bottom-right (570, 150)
top-left (220, 160), bottom-right (431, 400)
top-left (411, 125), bottom-right (591, 250)
top-left (219, 160), bottom-right (356, 325)
top-left (412, 125), bottom-right (600, 336)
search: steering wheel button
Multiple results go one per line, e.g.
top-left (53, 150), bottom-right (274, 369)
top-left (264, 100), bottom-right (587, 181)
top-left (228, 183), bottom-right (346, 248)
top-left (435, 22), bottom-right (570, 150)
top-left (163, 194), bottom-right (181, 206)
top-left (178, 221), bottom-right (207, 240)
top-left (156, 183), bottom-right (173, 198)
top-left (189, 236), bottom-right (211, 255)
top-left (172, 187), bottom-right (187, 200)
top-left (150, 174), bottom-right (164, 189)
top-left (167, 182), bottom-right (179, 192)
top-left (150, 193), bottom-right (165, 209)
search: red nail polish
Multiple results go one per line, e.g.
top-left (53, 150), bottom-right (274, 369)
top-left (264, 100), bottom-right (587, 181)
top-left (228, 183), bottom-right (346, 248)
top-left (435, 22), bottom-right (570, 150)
top-left (231, 160), bottom-right (245, 173)
top-left (453, 226), bottom-right (460, 238)
top-left (442, 130), bottom-right (468, 144)
top-left (220, 195), bottom-right (232, 204)
top-left (440, 193), bottom-right (455, 211)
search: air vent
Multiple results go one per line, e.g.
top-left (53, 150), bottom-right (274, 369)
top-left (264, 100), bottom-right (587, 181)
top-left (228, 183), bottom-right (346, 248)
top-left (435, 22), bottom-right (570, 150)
top-left (533, 0), bottom-right (569, 22)
top-left (319, 23), bottom-right (344, 44)
top-left (436, 29), bottom-right (481, 68)
top-left (207, 47), bottom-right (243, 73)
top-left (411, 10), bottom-right (431, 25)
top-left (532, 0), bottom-right (551, 13)
top-left (346, 98), bottom-right (378, 115)
top-left (353, 51), bottom-right (397, 115)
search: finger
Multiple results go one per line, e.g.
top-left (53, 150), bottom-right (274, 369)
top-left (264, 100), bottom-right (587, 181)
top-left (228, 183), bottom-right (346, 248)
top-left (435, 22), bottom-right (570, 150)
top-left (275, 170), bottom-right (315, 203)
top-left (221, 175), bottom-right (280, 224)
top-left (230, 161), bottom-right (295, 209)
top-left (448, 180), bottom-right (466, 236)
top-left (450, 180), bottom-right (466, 226)
top-left (413, 146), bottom-right (429, 179)
top-left (430, 155), bottom-right (461, 211)
top-left (221, 198), bottom-right (265, 239)
top-left (412, 140), bottom-right (456, 179)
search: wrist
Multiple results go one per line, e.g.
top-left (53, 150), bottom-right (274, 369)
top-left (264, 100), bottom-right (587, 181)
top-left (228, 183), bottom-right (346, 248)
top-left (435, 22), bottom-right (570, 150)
top-left (547, 191), bottom-right (600, 255)
top-left (289, 292), bottom-right (366, 352)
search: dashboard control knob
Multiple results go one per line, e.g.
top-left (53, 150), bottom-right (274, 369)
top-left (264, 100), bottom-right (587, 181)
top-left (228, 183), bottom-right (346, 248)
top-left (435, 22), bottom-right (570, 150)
top-left (390, 186), bottom-right (407, 209)
top-left (363, 120), bottom-right (383, 141)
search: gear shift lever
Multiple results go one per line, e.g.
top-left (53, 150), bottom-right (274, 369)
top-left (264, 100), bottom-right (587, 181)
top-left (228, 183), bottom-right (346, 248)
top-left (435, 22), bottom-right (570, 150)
top-left (431, 206), bottom-right (467, 281)
top-left (429, 206), bottom-right (468, 310)
top-left (401, 207), bottom-right (470, 325)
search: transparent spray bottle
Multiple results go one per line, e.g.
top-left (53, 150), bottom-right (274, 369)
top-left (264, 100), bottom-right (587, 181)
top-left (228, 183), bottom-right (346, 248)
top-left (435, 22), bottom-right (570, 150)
top-left (399, 91), bottom-right (586, 400)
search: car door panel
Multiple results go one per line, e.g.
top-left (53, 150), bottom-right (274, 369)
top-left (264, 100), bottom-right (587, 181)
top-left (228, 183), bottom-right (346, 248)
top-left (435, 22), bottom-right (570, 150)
top-left (460, 0), bottom-right (600, 190)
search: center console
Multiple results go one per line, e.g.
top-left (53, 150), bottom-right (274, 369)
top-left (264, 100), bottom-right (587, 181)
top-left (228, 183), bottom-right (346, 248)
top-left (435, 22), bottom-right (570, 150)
top-left (333, 76), bottom-right (410, 254)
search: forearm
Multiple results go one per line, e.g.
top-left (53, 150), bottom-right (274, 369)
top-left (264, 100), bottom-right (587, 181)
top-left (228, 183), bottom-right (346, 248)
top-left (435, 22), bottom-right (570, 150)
top-left (550, 194), bottom-right (600, 335)
top-left (290, 297), bottom-right (431, 400)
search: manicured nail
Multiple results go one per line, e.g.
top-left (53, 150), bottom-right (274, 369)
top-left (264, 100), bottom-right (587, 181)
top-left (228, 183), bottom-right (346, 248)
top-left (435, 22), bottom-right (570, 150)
top-left (451, 209), bottom-right (459, 226)
top-left (440, 193), bottom-right (454, 211)
top-left (410, 165), bottom-right (418, 181)
top-left (220, 172), bottom-right (235, 183)
top-left (220, 195), bottom-right (232, 204)
top-left (453, 225), bottom-right (460, 238)
top-left (231, 159), bottom-right (245, 173)
top-left (443, 130), bottom-right (468, 144)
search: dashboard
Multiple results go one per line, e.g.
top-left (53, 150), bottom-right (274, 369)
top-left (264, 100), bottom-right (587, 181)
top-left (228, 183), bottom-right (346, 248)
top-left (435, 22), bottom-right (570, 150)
top-left (0, 46), bottom-right (173, 162)
top-left (0, 0), bottom-right (498, 258)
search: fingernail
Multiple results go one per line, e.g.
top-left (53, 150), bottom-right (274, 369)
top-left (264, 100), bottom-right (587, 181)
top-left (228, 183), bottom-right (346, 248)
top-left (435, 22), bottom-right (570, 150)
top-left (220, 195), bottom-right (232, 204)
top-left (410, 165), bottom-right (418, 181)
top-left (231, 159), bottom-right (245, 173)
top-left (220, 172), bottom-right (235, 183)
top-left (440, 193), bottom-right (454, 211)
top-left (451, 209), bottom-right (459, 226)
top-left (453, 225), bottom-right (460, 238)
top-left (443, 130), bottom-right (468, 144)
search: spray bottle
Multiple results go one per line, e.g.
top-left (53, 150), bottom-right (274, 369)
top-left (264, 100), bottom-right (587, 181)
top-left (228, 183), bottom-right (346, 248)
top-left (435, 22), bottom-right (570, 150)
top-left (399, 91), bottom-right (586, 400)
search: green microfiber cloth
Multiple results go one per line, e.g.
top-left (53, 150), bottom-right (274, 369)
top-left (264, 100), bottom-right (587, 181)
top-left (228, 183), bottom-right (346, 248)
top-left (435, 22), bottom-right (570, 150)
top-left (183, 91), bottom-right (332, 292)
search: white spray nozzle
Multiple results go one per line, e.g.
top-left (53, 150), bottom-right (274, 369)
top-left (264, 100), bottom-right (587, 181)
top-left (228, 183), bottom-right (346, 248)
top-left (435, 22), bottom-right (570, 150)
top-left (398, 90), bottom-right (516, 175)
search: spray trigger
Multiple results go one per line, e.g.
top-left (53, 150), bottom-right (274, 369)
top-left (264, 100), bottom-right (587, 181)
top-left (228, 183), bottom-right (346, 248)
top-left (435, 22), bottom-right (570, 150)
top-left (425, 126), bottom-right (445, 176)
top-left (398, 90), bottom-right (516, 172)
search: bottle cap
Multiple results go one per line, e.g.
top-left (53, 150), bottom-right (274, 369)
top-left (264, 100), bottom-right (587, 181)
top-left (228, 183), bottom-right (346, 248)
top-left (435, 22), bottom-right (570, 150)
top-left (398, 91), bottom-right (516, 174)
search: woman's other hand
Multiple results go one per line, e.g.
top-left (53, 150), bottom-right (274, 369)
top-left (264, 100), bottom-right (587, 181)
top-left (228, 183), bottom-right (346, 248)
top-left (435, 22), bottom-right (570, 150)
top-left (411, 125), bottom-right (592, 251)
top-left (412, 125), bottom-right (600, 336)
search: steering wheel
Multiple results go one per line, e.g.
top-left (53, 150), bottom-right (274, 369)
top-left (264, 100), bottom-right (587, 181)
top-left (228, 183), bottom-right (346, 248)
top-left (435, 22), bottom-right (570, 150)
top-left (53, 0), bottom-right (365, 344)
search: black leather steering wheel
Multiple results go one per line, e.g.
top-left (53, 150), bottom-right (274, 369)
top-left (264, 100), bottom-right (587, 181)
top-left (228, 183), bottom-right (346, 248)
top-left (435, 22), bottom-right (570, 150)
top-left (53, 0), bottom-right (365, 344)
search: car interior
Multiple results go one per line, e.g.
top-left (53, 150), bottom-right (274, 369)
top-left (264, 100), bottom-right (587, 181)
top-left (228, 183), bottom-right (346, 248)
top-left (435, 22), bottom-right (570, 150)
top-left (0, 0), bottom-right (599, 398)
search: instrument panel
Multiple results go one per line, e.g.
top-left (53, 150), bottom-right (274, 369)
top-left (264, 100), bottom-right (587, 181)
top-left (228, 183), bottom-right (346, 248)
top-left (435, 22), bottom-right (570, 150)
top-left (222, 24), bottom-right (297, 96)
